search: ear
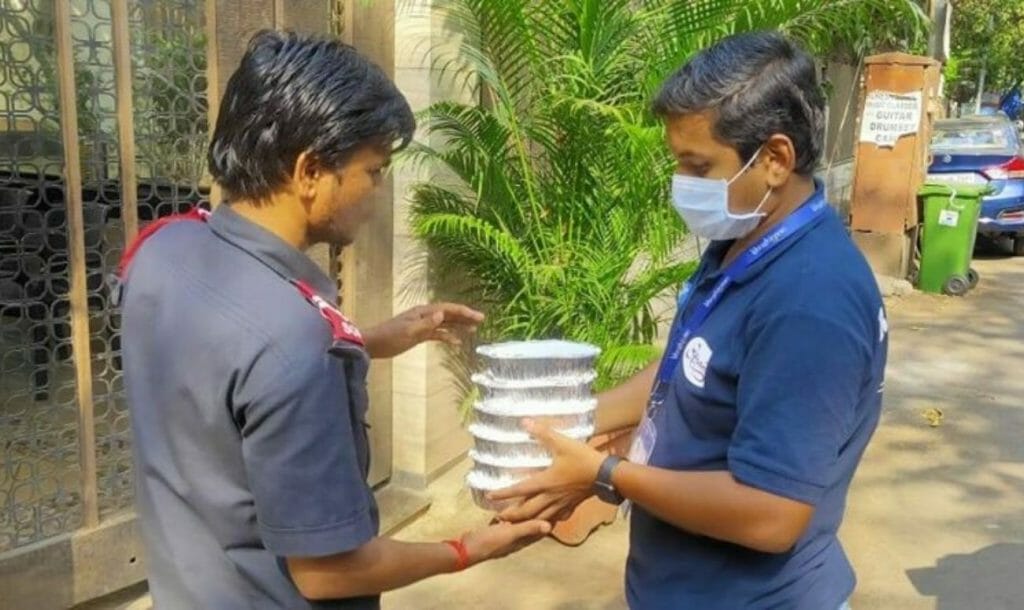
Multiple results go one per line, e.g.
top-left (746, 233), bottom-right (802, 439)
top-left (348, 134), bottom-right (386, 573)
top-left (762, 134), bottom-right (797, 188)
top-left (292, 150), bottom-right (323, 202)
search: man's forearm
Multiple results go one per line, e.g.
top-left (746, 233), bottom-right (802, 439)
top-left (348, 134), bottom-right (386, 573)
top-left (611, 464), bottom-right (814, 554)
top-left (287, 537), bottom-right (456, 600)
top-left (594, 362), bottom-right (657, 434)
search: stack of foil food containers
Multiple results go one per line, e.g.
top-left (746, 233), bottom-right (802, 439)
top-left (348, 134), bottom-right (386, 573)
top-left (466, 340), bottom-right (600, 510)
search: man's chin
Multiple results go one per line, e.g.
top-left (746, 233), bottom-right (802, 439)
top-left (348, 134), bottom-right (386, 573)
top-left (308, 226), bottom-right (353, 249)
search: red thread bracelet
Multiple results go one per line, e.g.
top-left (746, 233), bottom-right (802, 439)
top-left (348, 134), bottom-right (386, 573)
top-left (443, 539), bottom-right (470, 572)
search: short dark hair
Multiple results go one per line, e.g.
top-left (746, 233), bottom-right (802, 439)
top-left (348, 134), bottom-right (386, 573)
top-left (209, 30), bottom-right (415, 199)
top-left (652, 31), bottom-right (825, 175)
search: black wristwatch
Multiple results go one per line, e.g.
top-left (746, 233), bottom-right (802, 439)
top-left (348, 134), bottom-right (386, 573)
top-left (593, 455), bottom-right (625, 505)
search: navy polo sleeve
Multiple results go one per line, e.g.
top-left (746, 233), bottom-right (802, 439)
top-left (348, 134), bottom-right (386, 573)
top-left (728, 309), bottom-right (872, 505)
top-left (237, 343), bottom-right (375, 557)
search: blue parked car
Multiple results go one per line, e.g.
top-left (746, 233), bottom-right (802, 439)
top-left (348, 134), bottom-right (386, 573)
top-left (928, 115), bottom-right (1024, 255)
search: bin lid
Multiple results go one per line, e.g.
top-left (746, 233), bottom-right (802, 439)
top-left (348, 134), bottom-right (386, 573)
top-left (920, 183), bottom-right (994, 198)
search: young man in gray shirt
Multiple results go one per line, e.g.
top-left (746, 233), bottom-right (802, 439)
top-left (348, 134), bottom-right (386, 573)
top-left (120, 30), bottom-right (549, 609)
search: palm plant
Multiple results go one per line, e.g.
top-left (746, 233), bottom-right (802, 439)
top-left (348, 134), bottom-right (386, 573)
top-left (405, 0), bottom-right (928, 399)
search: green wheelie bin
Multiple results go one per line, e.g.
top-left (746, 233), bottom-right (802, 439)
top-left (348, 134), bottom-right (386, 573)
top-left (917, 183), bottom-right (988, 296)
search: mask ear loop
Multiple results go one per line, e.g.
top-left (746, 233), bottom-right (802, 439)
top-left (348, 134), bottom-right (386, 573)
top-left (726, 145), bottom-right (772, 216)
top-left (721, 146), bottom-right (769, 218)
top-left (727, 145), bottom-right (766, 186)
top-left (751, 186), bottom-right (773, 215)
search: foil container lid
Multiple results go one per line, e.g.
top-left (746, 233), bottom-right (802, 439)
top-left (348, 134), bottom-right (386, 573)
top-left (471, 371), bottom-right (597, 389)
top-left (477, 340), bottom-right (601, 360)
top-left (476, 363), bottom-right (597, 384)
top-left (468, 422), bottom-right (594, 443)
top-left (474, 397), bottom-right (597, 416)
top-left (467, 468), bottom-right (528, 491)
top-left (469, 449), bottom-right (552, 469)
top-left (473, 437), bottom-right (558, 461)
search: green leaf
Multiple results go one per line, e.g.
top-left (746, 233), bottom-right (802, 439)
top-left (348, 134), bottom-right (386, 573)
top-left (403, 0), bottom-right (930, 409)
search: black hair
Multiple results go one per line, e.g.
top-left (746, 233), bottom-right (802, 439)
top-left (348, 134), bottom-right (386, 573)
top-left (208, 30), bottom-right (415, 199)
top-left (652, 31), bottom-right (825, 175)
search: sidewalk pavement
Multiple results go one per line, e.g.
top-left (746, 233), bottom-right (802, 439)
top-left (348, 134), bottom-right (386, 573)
top-left (86, 256), bottom-right (1024, 610)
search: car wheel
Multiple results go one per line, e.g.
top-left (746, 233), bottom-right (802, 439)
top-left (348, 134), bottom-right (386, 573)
top-left (1014, 236), bottom-right (1024, 256)
top-left (967, 268), bottom-right (980, 289)
top-left (943, 275), bottom-right (970, 297)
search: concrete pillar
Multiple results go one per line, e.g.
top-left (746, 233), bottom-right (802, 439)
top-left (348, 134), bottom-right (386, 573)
top-left (389, 1), bottom-right (475, 488)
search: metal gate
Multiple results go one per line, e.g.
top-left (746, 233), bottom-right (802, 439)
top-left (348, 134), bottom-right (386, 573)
top-left (0, 2), bottom-right (393, 605)
top-left (0, 0), bottom-right (210, 605)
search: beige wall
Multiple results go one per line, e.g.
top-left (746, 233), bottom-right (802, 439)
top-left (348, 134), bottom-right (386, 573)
top-left (390, 1), bottom-right (475, 489)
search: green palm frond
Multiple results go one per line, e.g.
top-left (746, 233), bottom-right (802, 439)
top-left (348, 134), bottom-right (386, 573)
top-left (411, 212), bottom-right (533, 284)
top-left (405, 0), bottom-right (930, 397)
top-left (596, 344), bottom-right (663, 390)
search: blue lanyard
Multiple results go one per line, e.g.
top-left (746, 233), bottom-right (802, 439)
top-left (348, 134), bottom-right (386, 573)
top-left (649, 193), bottom-right (828, 408)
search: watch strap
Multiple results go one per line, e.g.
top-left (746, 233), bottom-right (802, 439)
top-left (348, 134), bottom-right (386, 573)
top-left (595, 455), bottom-right (625, 504)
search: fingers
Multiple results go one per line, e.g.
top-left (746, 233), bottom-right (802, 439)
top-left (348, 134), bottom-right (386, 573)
top-left (488, 472), bottom-right (550, 501)
top-left (430, 302), bottom-right (485, 325)
top-left (522, 418), bottom-right (574, 453)
top-left (498, 492), bottom-right (557, 523)
top-left (507, 532), bottom-right (550, 555)
top-left (501, 521), bottom-right (553, 557)
top-left (503, 519), bottom-right (552, 542)
top-left (409, 310), bottom-right (445, 339)
top-left (500, 491), bottom-right (587, 524)
top-left (412, 302), bottom-right (484, 346)
top-left (536, 502), bottom-right (569, 523)
top-left (554, 507), bottom-right (575, 522)
top-left (429, 327), bottom-right (463, 347)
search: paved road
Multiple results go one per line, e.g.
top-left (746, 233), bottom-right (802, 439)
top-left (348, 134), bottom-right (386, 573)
top-left (843, 253), bottom-right (1024, 610)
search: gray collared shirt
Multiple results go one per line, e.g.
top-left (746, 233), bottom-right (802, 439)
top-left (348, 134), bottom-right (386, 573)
top-left (122, 204), bottom-right (378, 609)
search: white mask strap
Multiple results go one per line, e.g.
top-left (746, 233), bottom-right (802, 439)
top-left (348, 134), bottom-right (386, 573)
top-left (727, 145), bottom-right (765, 186)
top-left (752, 186), bottom-right (772, 215)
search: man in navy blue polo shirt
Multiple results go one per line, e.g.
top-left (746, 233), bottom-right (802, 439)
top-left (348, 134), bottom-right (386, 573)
top-left (494, 32), bottom-right (886, 609)
top-left (121, 31), bottom-right (549, 609)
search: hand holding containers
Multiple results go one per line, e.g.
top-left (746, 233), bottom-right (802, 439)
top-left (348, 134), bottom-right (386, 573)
top-left (466, 340), bottom-right (600, 510)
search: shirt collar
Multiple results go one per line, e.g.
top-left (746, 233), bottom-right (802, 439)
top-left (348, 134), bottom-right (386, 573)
top-left (207, 204), bottom-right (338, 300)
top-left (697, 180), bottom-right (831, 286)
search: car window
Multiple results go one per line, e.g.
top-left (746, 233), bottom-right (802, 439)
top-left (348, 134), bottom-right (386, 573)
top-left (932, 123), bottom-right (1019, 154)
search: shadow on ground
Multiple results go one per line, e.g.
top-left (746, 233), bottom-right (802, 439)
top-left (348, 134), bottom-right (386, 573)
top-left (907, 543), bottom-right (1024, 610)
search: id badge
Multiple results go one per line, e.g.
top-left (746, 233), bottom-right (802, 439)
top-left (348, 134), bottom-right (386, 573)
top-left (622, 414), bottom-right (657, 518)
top-left (627, 413), bottom-right (657, 466)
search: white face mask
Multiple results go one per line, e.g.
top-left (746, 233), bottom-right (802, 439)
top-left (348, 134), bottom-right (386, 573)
top-left (670, 147), bottom-right (772, 241)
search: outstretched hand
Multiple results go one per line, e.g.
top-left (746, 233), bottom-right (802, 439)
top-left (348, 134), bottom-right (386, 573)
top-left (461, 518), bottom-right (552, 566)
top-left (363, 303), bottom-right (484, 359)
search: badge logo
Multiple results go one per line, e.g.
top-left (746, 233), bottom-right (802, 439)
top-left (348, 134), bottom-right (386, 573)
top-left (878, 306), bottom-right (888, 343)
top-left (682, 337), bottom-right (713, 388)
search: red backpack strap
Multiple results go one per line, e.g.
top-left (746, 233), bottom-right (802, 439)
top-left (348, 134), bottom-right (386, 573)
top-left (291, 279), bottom-right (365, 347)
top-left (116, 207), bottom-right (210, 280)
top-left (109, 207), bottom-right (209, 307)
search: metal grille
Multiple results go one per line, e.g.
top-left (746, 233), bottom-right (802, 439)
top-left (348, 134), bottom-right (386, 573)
top-left (0, 0), bottom-right (84, 552)
top-left (69, 0), bottom-right (129, 520)
top-left (131, 0), bottom-right (208, 195)
top-left (330, 0), bottom-right (344, 37)
top-left (0, 0), bottom-right (209, 551)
